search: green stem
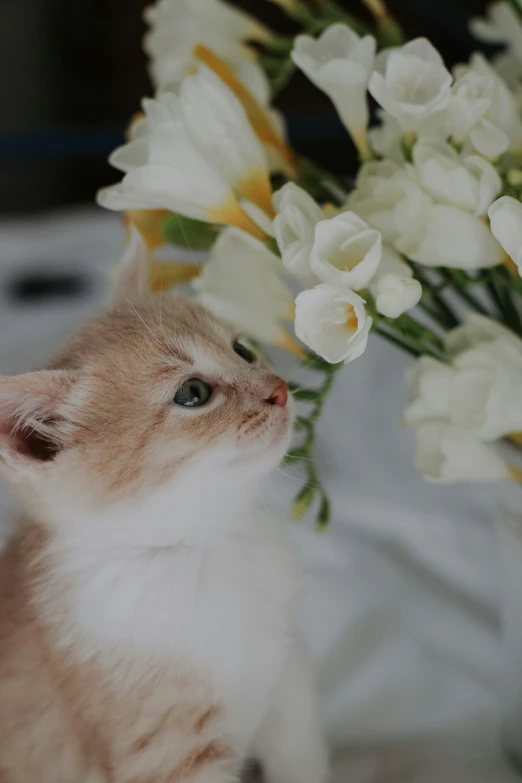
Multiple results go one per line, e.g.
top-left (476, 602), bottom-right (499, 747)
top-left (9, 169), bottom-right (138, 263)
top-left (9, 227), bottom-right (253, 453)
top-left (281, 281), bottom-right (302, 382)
top-left (490, 269), bottom-right (522, 336)
top-left (296, 157), bottom-right (349, 204)
top-left (413, 266), bottom-right (459, 329)
top-left (318, 0), bottom-right (370, 34)
top-left (288, 360), bottom-right (342, 527)
top-left (376, 14), bottom-right (405, 46)
top-left (387, 312), bottom-right (445, 356)
top-left (372, 325), bottom-right (420, 357)
top-left (487, 280), bottom-right (507, 319)
top-left (271, 0), bottom-right (370, 36)
top-left (264, 35), bottom-right (295, 55)
top-left (447, 280), bottom-right (490, 317)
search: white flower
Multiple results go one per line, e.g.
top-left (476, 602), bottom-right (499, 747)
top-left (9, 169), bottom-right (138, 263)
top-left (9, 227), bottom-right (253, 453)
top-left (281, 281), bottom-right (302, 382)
top-left (445, 311), bottom-right (514, 354)
top-left (368, 38), bottom-right (453, 132)
top-left (369, 109), bottom-right (451, 163)
top-left (412, 139), bottom-right (501, 216)
top-left (310, 211), bottom-right (382, 290)
top-left (404, 316), bottom-right (522, 440)
top-left (272, 183), bottom-right (325, 286)
top-left (374, 272), bottom-right (421, 318)
top-left (144, 0), bottom-right (269, 92)
top-left (488, 195), bottom-right (522, 272)
top-left (369, 244), bottom-right (421, 319)
top-left (180, 67), bottom-right (272, 215)
top-left (452, 341), bottom-right (522, 440)
top-left (447, 71), bottom-right (495, 151)
top-left (368, 111), bottom-right (404, 163)
top-left (349, 159), bottom-right (503, 269)
top-left (292, 25), bottom-right (375, 154)
top-left (470, 2), bottom-right (522, 77)
top-left (348, 160), bottom-right (431, 245)
top-left (397, 203), bottom-right (504, 269)
top-left (404, 356), bottom-right (455, 424)
top-left (294, 284), bottom-right (372, 364)
top-left (413, 421), bottom-right (508, 483)
top-left (452, 54), bottom-right (522, 156)
top-left (193, 228), bottom-right (294, 347)
top-left (97, 76), bottom-right (270, 239)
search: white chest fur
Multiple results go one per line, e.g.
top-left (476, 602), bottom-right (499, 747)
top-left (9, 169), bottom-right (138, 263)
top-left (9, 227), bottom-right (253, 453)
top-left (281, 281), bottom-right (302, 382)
top-left (46, 505), bottom-right (301, 751)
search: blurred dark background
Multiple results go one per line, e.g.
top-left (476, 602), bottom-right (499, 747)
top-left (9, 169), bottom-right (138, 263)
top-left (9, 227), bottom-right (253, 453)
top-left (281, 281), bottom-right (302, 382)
top-left (0, 0), bottom-right (499, 214)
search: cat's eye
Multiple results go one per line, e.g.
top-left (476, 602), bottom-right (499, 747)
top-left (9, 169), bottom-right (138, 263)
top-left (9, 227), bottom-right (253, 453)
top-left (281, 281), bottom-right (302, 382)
top-left (173, 378), bottom-right (212, 408)
top-left (233, 340), bottom-right (256, 364)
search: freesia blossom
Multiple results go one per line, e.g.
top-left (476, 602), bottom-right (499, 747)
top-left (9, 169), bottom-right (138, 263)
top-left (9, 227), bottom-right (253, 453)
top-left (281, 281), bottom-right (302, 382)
top-left (369, 245), bottom-right (422, 317)
top-left (292, 25), bottom-right (376, 157)
top-left (348, 160), bottom-right (432, 245)
top-left (470, 1), bottom-right (522, 52)
top-left (144, 0), bottom-right (270, 96)
top-left (452, 54), bottom-right (522, 156)
top-left (310, 211), bottom-right (382, 290)
top-left (294, 284), bottom-right (372, 364)
top-left (397, 203), bottom-right (504, 269)
top-left (272, 183), bottom-right (324, 286)
top-left (404, 316), bottom-right (522, 441)
top-left (412, 140), bottom-right (501, 216)
top-left (445, 311), bottom-right (515, 354)
top-left (488, 196), bottom-right (522, 273)
top-left (470, 2), bottom-right (522, 90)
top-left (369, 109), bottom-right (450, 163)
top-left (97, 72), bottom-right (271, 240)
top-left (368, 38), bottom-right (453, 132)
top-left (447, 71), bottom-right (500, 154)
top-left (374, 273), bottom-right (421, 318)
top-left (180, 68), bottom-right (272, 216)
top-left (368, 111), bottom-right (403, 163)
top-left (349, 159), bottom-right (503, 269)
top-left (193, 228), bottom-right (297, 351)
top-left (192, 45), bottom-right (295, 178)
top-left (413, 421), bottom-right (509, 483)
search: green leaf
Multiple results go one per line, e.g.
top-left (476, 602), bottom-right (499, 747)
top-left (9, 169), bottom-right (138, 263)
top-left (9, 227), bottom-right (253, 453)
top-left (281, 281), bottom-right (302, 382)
top-left (161, 214), bottom-right (217, 251)
top-left (294, 416), bottom-right (313, 431)
top-left (291, 387), bottom-right (322, 402)
top-left (316, 494), bottom-right (331, 530)
top-left (283, 446), bottom-right (310, 466)
top-left (444, 269), bottom-right (475, 288)
top-left (292, 484), bottom-right (316, 520)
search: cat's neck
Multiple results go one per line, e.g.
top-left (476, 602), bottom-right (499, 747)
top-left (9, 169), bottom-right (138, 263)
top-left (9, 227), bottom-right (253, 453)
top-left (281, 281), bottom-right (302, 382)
top-left (35, 456), bottom-right (264, 554)
top-left (20, 466), bottom-right (285, 668)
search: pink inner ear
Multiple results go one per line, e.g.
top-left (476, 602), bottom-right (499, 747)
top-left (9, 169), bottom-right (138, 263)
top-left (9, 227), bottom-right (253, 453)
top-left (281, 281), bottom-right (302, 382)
top-left (0, 370), bottom-right (77, 464)
top-left (6, 419), bottom-right (61, 462)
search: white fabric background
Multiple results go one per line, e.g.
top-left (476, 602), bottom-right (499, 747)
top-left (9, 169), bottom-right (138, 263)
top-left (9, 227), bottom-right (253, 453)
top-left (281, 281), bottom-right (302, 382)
top-left (0, 209), bottom-right (521, 781)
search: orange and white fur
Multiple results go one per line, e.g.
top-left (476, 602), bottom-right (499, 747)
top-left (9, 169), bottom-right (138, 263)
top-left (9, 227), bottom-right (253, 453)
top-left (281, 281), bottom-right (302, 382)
top-left (0, 239), bottom-right (328, 782)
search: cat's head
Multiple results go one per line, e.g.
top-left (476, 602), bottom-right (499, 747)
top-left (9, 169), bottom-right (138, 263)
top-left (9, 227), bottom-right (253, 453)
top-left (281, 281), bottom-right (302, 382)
top-left (0, 229), bottom-right (294, 528)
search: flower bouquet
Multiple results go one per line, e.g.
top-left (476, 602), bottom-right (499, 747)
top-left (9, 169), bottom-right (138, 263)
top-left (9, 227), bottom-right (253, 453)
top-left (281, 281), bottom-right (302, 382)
top-left (97, 0), bottom-right (522, 528)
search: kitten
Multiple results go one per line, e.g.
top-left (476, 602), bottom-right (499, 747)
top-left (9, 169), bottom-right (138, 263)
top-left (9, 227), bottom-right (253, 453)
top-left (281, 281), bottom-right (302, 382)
top-left (0, 236), bottom-right (328, 783)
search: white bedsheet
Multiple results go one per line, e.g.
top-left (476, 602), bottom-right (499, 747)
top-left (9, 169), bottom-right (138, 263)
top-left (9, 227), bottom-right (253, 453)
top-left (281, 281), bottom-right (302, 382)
top-left (0, 209), bottom-right (520, 781)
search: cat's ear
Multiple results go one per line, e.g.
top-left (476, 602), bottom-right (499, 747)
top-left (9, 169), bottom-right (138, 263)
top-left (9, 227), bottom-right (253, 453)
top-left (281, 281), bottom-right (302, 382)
top-left (111, 224), bottom-right (150, 304)
top-left (0, 370), bottom-right (78, 475)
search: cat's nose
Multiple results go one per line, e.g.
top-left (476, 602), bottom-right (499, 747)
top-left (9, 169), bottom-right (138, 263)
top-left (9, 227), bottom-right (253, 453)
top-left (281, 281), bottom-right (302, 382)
top-left (265, 380), bottom-right (288, 408)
